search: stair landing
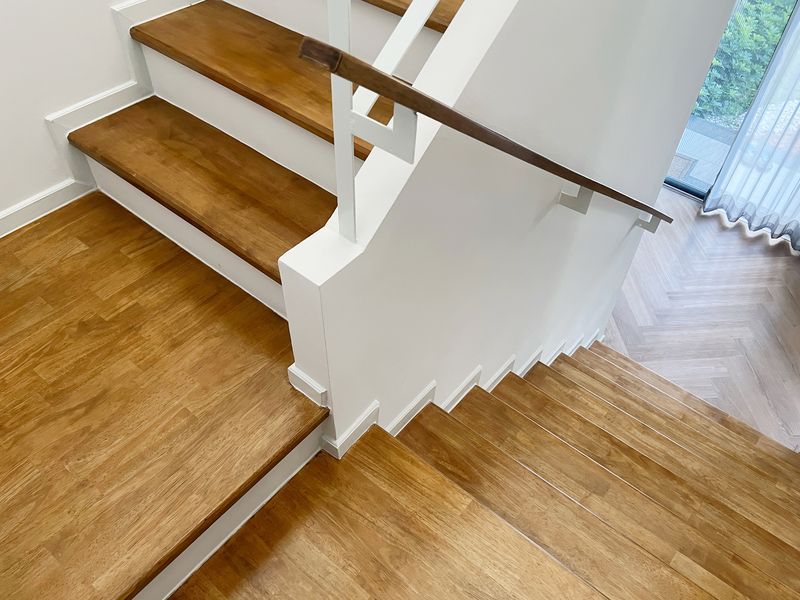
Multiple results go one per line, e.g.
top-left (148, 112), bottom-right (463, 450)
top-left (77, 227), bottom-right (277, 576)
top-left (0, 193), bottom-right (327, 599)
top-left (174, 347), bottom-right (800, 599)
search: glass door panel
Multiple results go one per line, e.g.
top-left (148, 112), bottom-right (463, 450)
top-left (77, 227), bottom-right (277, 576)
top-left (666, 0), bottom-right (796, 197)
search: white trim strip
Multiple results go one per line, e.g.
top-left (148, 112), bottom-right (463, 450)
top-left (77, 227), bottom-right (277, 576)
top-left (322, 400), bottom-right (380, 459)
top-left (0, 179), bottom-right (92, 239)
top-left (387, 380), bottom-right (436, 435)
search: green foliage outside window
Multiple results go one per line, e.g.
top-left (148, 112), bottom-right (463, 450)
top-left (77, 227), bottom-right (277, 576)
top-left (693, 0), bottom-right (795, 129)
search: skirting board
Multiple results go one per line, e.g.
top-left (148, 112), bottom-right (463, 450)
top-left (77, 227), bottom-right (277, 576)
top-left (89, 159), bottom-right (287, 318)
top-left (134, 421), bottom-right (326, 600)
top-left (322, 400), bottom-right (380, 459)
top-left (439, 366), bottom-right (482, 413)
top-left (34, 0), bottom-right (193, 232)
top-left (565, 338), bottom-right (583, 356)
top-left (516, 348), bottom-right (543, 379)
top-left (484, 355), bottom-right (516, 392)
top-left (0, 179), bottom-right (92, 239)
top-left (542, 343), bottom-right (567, 366)
top-left (387, 380), bottom-right (436, 436)
top-left (288, 364), bottom-right (329, 407)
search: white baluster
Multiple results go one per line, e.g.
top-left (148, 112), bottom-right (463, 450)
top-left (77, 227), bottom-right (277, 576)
top-left (328, 0), bottom-right (357, 242)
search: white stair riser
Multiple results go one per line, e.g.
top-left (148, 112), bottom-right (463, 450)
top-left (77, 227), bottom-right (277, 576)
top-left (143, 47), bottom-right (346, 194)
top-left (88, 159), bottom-right (287, 318)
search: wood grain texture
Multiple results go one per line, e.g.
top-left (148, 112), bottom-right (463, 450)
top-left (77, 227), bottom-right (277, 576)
top-left (500, 371), bottom-right (800, 591)
top-left (605, 187), bottom-right (800, 451)
top-left (299, 36), bottom-right (674, 225)
top-left (572, 346), bottom-right (800, 487)
top-left (174, 427), bottom-right (600, 599)
top-left (449, 388), bottom-right (800, 598)
top-left (0, 194), bottom-right (327, 599)
top-left (591, 340), bottom-right (800, 468)
top-left (399, 404), bottom-right (711, 599)
top-left (69, 97), bottom-right (336, 283)
top-left (526, 362), bottom-right (800, 552)
top-left (360, 0), bottom-right (464, 33)
top-left (550, 353), bottom-right (800, 514)
top-left (131, 0), bottom-right (393, 161)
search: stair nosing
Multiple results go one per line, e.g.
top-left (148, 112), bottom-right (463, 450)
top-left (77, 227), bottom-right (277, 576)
top-left (129, 3), bottom-right (374, 161)
top-left (124, 402), bottom-right (328, 599)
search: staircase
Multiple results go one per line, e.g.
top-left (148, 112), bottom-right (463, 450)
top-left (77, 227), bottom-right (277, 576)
top-left (172, 342), bottom-right (800, 598)
top-left (3, 0), bottom-right (794, 598)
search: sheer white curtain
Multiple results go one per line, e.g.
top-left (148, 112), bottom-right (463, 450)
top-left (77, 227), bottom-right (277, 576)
top-left (706, 5), bottom-right (800, 250)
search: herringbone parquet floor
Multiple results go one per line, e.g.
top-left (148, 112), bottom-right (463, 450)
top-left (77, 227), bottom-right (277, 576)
top-left (606, 186), bottom-right (800, 451)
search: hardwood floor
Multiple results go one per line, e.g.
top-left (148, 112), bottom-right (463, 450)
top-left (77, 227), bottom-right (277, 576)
top-left (605, 186), bottom-right (800, 451)
top-left (0, 193), bottom-right (327, 599)
top-left (69, 97), bottom-right (336, 284)
top-left (131, 0), bottom-right (394, 161)
top-left (399, 404), bottom-right (707, 600)
top-left (175, 427), bottom-right (600, 600)
top-left (178, 356), bottom-right (800, 598)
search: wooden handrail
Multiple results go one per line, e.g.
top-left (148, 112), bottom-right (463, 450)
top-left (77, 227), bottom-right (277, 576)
top-left (299, 37), bottom-right (673, 225)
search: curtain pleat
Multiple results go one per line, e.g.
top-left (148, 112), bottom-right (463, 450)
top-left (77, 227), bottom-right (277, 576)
top-left (705, 4), bottom-right (800, 250)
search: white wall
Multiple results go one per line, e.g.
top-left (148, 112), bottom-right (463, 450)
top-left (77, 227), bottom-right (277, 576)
top-left (0, 0), bottom-right (436, 218)
top-left (281, 0), bottom-right (735, 442)
top-left (0, 1), bottom-right (131, 213)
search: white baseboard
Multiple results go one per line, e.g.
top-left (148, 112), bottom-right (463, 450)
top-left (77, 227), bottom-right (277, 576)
top-left (542, 342), bottom-right (566, 366)
top-left (35, 0), bottom-right (190, 233)
top-left (322, 400), bottom-right (380, 459)
top-left (516, 348), bottom-right (543, 378)
top-left (439, 366), bottom-right (481, 413)
top-left (484, 355), bottom-right (516, 392)
top-left (46, 82), bottom-right (151, 189)
top-left (0, 179), bottom-right (93, 239)
top-left (89, 160), bottom-right (287, 318)
top-left (134, 421), bottom-right (325, 600)
top-left (565, 337), bottom-right (583, 356)
top-left (288, 364), bottom-right (329, 407)
top-left (583, 328), bottom-right (603, 347)
top-left (387, 380), bottom-right (436, 436)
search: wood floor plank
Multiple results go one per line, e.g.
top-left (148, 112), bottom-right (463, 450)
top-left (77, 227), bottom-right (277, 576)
top-left (360, 0), bottom-right (464, 33)
top-left (69, 97), bottom-right (336, 284)
top-left (0, 194), bottom-right (328, 600)
top-left (490, 372), bottom-right (800, 592)
top-left (528, 361), bottom-right (800, 551)
top-left (605, 187), bottom-right (800, 452)
top-left (175, 427), bottom-right (600, 599)
top-left (130, 0), bottom-right (393, 161)
top-left (399, 404), bottom-right (711, 599)
top-left (551, 353), bottom-right (800, 513)
top-left (591, 340), bottom-right (800, 468)
top-left (572, 346), bottom-right (800, 489)
top-left (448, 388), bottom-right (800, 598)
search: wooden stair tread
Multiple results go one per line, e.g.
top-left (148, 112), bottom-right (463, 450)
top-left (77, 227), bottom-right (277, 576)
top-left (526, 361), bottom-right (800, 552)
top-left (175, 427), bottom-right (599, 599)
top-left (571, 346), bottom-right (800, 490)
top-left (0, 193), bottom-right (328, 600)
top-left (69, 97), bottom-right (336, 283)
top-left (591, 341), bottom-right (800, 466)
top-left (500, 370), bottom-right (800, 582)
top-left (361, 0), bottom-right (464, 33)
top-left (550, 353), bottom-right (800, 517)
top-left (448, 388), bottom-right (800, 597)
top-left (399, 402), bottom-right (712, 599)
top-left (130, 0), bottom-right (393, 161)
